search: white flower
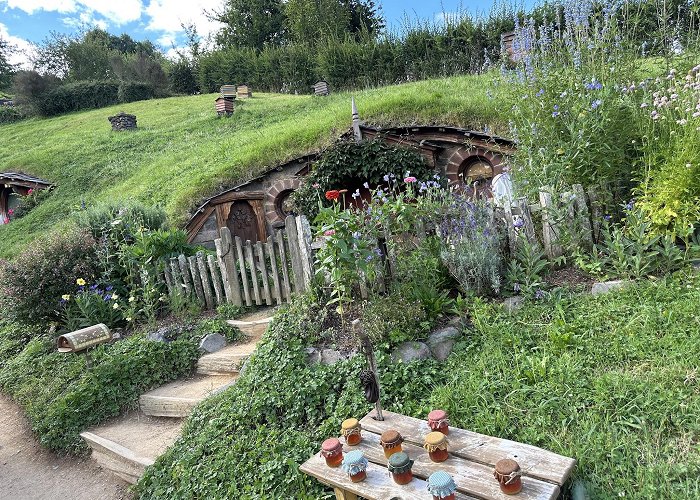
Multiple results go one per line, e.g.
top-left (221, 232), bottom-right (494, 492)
top-left (112, 303), bottom-right (119, 310)
top-left (128, 296), bottom-right (135, 303)
top-left (111, 293), bottom-right (119, 300)
top-left (110, 219), bottom-right (122, 226)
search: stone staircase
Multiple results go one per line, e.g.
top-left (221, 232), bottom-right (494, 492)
top-left (80, 310), bottom-right (274, 484)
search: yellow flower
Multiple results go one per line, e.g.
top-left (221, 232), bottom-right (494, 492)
top-left (556, 148), bottom-right (565, 155)
top-left (76, 278), bottom-right (86, 286)
top-left (112, 303), bottom-right (119, 310)
top-left (61, 294), bottom-right (70, 301)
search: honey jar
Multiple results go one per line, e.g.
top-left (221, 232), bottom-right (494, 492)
top-left (388, 451), bottom-right (414, 485)
top-left (341, 450), bottom-right (368, 483)
top-left (427, 470), bottom-right (457, 500)
top-left (320, 437), bottom-right (343, 468)
top-left (427, 409), bottom-right (450, 435)
top-left (380, 429), bottom-right (404, 459)
top-left (493, 458), bottom-right (522, 495)
top-left (424, 431), bottom-right (449, 462)
top-left (341, 418), bottom-right (362, 446)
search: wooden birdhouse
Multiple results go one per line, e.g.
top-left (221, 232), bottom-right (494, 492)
top-left (312, 80), bottom-right (330, 96)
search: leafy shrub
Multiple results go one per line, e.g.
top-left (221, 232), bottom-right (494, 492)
top-left (117, 81), bottom-right (157, 103)
top-left (361, 292), bottom-right (429, 344)
top-left (168, 59), bottom-right (199, 94)
top-left (36, 80), bottom-right (120, 116)
top-left (60, 282), bottom-right (127, 331)
top-left (74, 200), bottom-right (167, 240)
top-left (0, 228), bottom-right (100, 325)
top-left (506, 235), bottom-right (549, 296)
top-left (0, 104), bottom-right (24, 123)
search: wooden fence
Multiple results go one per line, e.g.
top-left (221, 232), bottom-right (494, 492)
top-left (162, 215), bottom-right (314, 310)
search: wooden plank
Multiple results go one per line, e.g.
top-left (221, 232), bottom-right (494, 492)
top-left (300, 453), bottom-right (475, 500)
top-left (296, 216), bottom-right (314, 291)
top-left (333, 487), bottom-right (357, 500)
top-left (515, 197), bottom-right (538, 246)
top-left (178, 255), bottom-right (193, 295)
top-left (573, 184), bottom-right (593, 248)
top-left (503, 200), bottom-right (518, 256)
top-left (359, 410), bottom-right (576, 487)
top-left (285, 215), bottom-right (304, 294)
top-left (266, 239), bottom-right (282, 305)
top-left (235, 236), bottom-right (252, 307)
top-left (163, 265), bottom-right (174, 295)
top-left (217, 228), bottom-right (243, 306)
top-left (276, 230), bottom-right (292, 302)
top-left (256, 242), bottom-right (273, 306)
top-left (188, 255), bottom-right (206, 304)
top-left (539, 189), bottom-right (562, 259)
top-left (207, 254), bottom-right (224, 305)
top-left (169, 258), bottom-right (183, 295)
top-left (354, 432), bottom-right (559, 500)
top-left (244, 240), bottom-right (262, 305)
top-left (587, 187), bottom-right (602, 243)
top-left (197, 252), bottom-right (214, 310)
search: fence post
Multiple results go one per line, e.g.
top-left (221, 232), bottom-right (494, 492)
top-left (255, 241), bottom-right (273, 306)
top-left (235, 236), bottom-right (252, 307)
top-left (276, 230), bottom-right (292, 302)
top-left (539, 187), bottom-right (563, 259)
top-left (267, 239), bottom-right (282, 305)
top-left (503, 200), bottom-right (518, 256)
top-left (515, 197), bottom-right (538, 246)
top-left (296, 216), bottom-right (314, 291)
top-left (572, 184), bottom-right (593, 249)
top-left (197, 252), bottom-right (214, 310)
top-left (207, 254), bottom-right (224, 306)
top-left (188, 255), bottom-right (206, 305)
top-left (244, 240), bottom-right (262, 305)
top-left (216, 227), bottom-right (243, 306)
top-left (285, 215), bottom-right (304, 293)
top-left (178, 255), bottom-right (193, 295)
top-left (169, 258), bottom-right (183, 296)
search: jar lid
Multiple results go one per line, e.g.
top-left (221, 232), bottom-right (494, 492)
top-left (425, 431), bottom-right (447, 446)
top-left (380, 429), bottom-right (403, 447)
top-left (387, 451), bottom-right (413, 474)
top-left (427, 471), bottom-right (457, 497)
top-left (321, 438), bottom-right (342, 453)
top-left (428, 409), bottom-right (448, 421)
top-left (341, 450), bottom-right (368, 475)
top-left (495, 458), bottom-right (520, 475)
top-left (341, 418), bottom-right (360, 430)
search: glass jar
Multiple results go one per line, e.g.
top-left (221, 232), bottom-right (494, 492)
top-left (427, 470), bottom-right (457, 500)
top-left (388, 451), bottom-right (414, 485)
top-left (493, 458), bottom-right (523, 495)
top-left (320, 437), bottom-right (343, 468)
top-left (427, 409), bottom-right (450, 435)
top-left (424, 431), bottom-right (449, 463)
top-left (380, 429), bottom-right (404, 459)
top-left (341, 418), bottom-right (362, 446)
top-left (342, 450), bottom-right (368, 483)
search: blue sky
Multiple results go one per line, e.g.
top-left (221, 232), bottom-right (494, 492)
top-left (0, 0), bottom-right (527, 66)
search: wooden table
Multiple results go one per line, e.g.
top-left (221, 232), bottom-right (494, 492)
top-left (300, 410), bottom-right (576, 500)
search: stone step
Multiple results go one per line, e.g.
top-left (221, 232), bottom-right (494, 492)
top-left (139, 374), bottom-right (237, 417)
top-left (80, 412), bottom-right (183, 484)
top-left (196, 342), bottom-right (256, 375)
top-left (227, 316), bottom-right (273, 338)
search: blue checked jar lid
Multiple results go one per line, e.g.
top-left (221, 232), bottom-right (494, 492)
top-left (427, 470), bottom-right (457, 498)
top-left (341, 450), bottom-right (368, 475)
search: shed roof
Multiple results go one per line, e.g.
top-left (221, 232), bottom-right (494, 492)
top-left (0, 172), bottom-right (53, 188)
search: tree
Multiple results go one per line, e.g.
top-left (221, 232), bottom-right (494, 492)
top-left (284, 0), bottom-right (384, 45)
top-left (0, 36), bottom-right (16, 90)
top-left (214, 0), bottom-right (286, 49)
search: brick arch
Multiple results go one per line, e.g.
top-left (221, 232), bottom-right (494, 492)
top-left (265, 178), bottom-right (302, 224)
top-left (445, 146), bottom-right (505, 187)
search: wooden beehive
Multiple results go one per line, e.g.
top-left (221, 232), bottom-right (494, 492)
top-left (220, 85), bottom-right (237, 98)
top-left (312, 80), bottom-right (330, 96)
top-left (215, 97), bottom-right (235, 117)
top-left (57, 324), bottom-right (112, 353)
top-left (236, 84), bottom-right (252, 99)
top-left (501, 31), bottom-right (517, 64)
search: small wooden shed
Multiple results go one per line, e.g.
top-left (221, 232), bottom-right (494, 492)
top-left (215, 97), bottom-right (235, 117)
top-left (236, 84), bottom-right (252, 99)
top-left (312, 81), bottom-right (330, 96)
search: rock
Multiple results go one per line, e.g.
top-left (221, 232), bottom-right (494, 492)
top-left (503, 296), bottom-right (525, 313)
top-left (426, 326), bottom-right (461, 361)
top-left (108, 112), bottom-right (137, 131)
top-left (146, 327), bottom-right (171, 343)
top-left (320, 349), bottom-right (345, 365)
top-left (391, 341), bottom-right (432, 363)
top-left (305, 347), bottom-right (356, 365)
top-left (591, 280), bottom-right (628, 296)
top-left (305, 347), bottom-right (321, 364)
top-left (199, 333), bottom-right (227, 353)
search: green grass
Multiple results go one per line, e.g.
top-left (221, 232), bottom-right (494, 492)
top-left (0, 74), bottom-right (501, 258)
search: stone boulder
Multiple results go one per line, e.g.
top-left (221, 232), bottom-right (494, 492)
top-left (591, 280), bottom-right (628, 296)
top-left (391, 341), bottom-right (432, 363)
top-left (146, 327), bottom-right (171, 343)
top-left (199, 333), bottom-right (227, 353)
top-left (426, 326), bottom-right (461, 361)
top-left (305, 347), bottom-right (356, 365)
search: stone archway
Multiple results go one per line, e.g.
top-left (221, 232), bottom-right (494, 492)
top-left (265, 178), bottom-right (301, 226)
top-left (445, 146), bottom-right (505, 191)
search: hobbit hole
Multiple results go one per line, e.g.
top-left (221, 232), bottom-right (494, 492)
top-left (0, 172), bottom-right (53, 224)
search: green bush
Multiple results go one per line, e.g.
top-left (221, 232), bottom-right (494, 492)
top-left (74, 200), bottom-right (167, 240)
top-left (118, 81), bottom-right (157, 103)
top-left (0, 105), bottom-right (24, 123)
top-left (36, 80), bottom-right (120, 116)
top-left (0, 332), bottom-right (199, 453)
top-left (0, 228), bottom-right (100, 325)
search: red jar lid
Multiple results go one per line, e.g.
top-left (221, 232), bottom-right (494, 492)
top-left (322, 438), bottom-right (342, 453)
top-left (428, 409), bottom-right (448, 422)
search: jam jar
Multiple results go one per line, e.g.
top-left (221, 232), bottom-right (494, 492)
top-left (341, 418), bottom-right (362, 446)
top-left (380, 429), bottom-right (404, 459)
top-left (424, 431), bottom-right (449, 463)
top-left (427, 409), bottom-right (450, 435)
top-left (388, 451), bottom-right (414, 485)
top-left (427, 470), bottom-right (458, 500)
top-left (493, 458), bottom-right (523, 495)
top-left (341, 450), bottom-right (368, 483)
top-left (320, 437), bottom-right (343, 468)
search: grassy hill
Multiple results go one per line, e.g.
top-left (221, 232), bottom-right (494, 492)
top-left (0, 74), bottom-right (503, 258)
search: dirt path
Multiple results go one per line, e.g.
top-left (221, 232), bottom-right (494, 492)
top-left (0, 393), bottom-right (131, 500)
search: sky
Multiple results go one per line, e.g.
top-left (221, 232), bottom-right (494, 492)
top-left (0, 0), bottom-right (525, 67)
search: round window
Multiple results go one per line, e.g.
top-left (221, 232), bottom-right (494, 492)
top-left (459, 159), bottom-right (493, 185)
top-left (275, 190), bottom-right (296, 219)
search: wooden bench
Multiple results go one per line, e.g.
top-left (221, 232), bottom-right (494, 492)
top-left (300, 410), bottom-right (576, 500)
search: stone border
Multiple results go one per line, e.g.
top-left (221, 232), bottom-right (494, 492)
top-left (265, 178), bottom-right (301, 225)
top-left (445, 146), bottom-right (505, 186)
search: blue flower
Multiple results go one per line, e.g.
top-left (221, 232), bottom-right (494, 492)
top-left (604, 214), bottom-right (612, 222)
top-left (363, 182), bottom-right (369, 189)
top-left (383, 174), bottom-right (390, 182)
top-left (536, 88), bottom-right (545, 97)
top-left (513, 219), bottom-right (525, 228)
top-left (591, 99), bottom-right (602, 110)
top-left (535, 289), bottom-right (546, 300)
top-left (552, 111), bottom-right (560, 117)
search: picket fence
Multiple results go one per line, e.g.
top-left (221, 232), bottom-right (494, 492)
top-left (162, 183), bottom-right (604, 310)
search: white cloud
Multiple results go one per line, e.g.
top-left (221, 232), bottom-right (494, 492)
top-left (4, 0), bottom-right (141, 25)
top-left (61, 10), bottom-right (109, 30)
top-left (0, 22), bottom-right (36, 69)
top-left (5, 0), bottom-right (77, 15)
top-left (145, 0), bottom-right (223, 51)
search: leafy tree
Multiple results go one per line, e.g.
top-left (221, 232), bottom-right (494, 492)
top-left (214, 0), bottom-right (286, 49)
top-left (0, 36), bottom-right (15, 90)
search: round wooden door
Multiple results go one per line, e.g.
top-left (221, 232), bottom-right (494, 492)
top-left (226, 201), bottom-right (260, 243)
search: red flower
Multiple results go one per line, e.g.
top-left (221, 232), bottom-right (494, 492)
top-left (325, 190), bottom-right (340, 201)
top-left (7, 209), bottom-right (14, 216)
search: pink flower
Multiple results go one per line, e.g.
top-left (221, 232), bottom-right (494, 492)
top-left (27, 189), bottom-right (33, 195)
top-left (324, 229), bottom-right (336, 236)
top-left (7, 209), bottom-right (14, 216)
top-left (404, 176), bottom-right (417, 183)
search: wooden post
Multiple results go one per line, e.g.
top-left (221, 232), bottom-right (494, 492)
top-left (381, 229), bottom-right (398, 279)
top-left (276, 230), bottom-right (292, 302)
top-left (197, 252), bottom-right (214, 310)
top-left (285, 215), bottom-right (304, 294)
top-left (216, 227), bottom-right (243, 306)
top-left (207, 254), bottom-right (224, 306)
top-left (354, 319), bottom-right (383, 421)
top-left (178, 255), bottom-right (193, 295)
top-left (169, 258), bottom-right (183, 295)
top-left (351, 97), bottom-right (362, 143)
top-left (163, 265), bottom-right (174, 295)
top-left (245, 241), bottom-right (262, 305)
top-left (503, 200), bottom-right (518, 256)
top-left (515, 197), bottom-right (538, 246)
top-left (188, 255), bottom-right (206, 304)
top-left (256, 241), bottom-right (273, 306)
top-left (296, 216), bottom-right (314, 290)
top-left (235, 236), bottom-right (252, 307)
top-left (333, 488), bottom-right (358, 500)
top-left (267, 239), bottom-right (282, 305)
top-left (539, 188), bottom-right (563, 259)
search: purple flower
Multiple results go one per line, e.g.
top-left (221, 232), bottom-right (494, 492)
top-left (604, 214), bottom-right (612, 222)
top-left (536, 88), bottom-right (544, 97)
top-left (591, 99), bottom-right (602, 110)
top-left (552, 111), bottom-right (560, 117)
top-left (535, 289), bottom-right (546, 300)
top-left (383, 174), bottom-right (390, 182)
top-left (625, 200), bottom-right (635, 211)
top-left (514, 219), bottom-right (525, 228)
